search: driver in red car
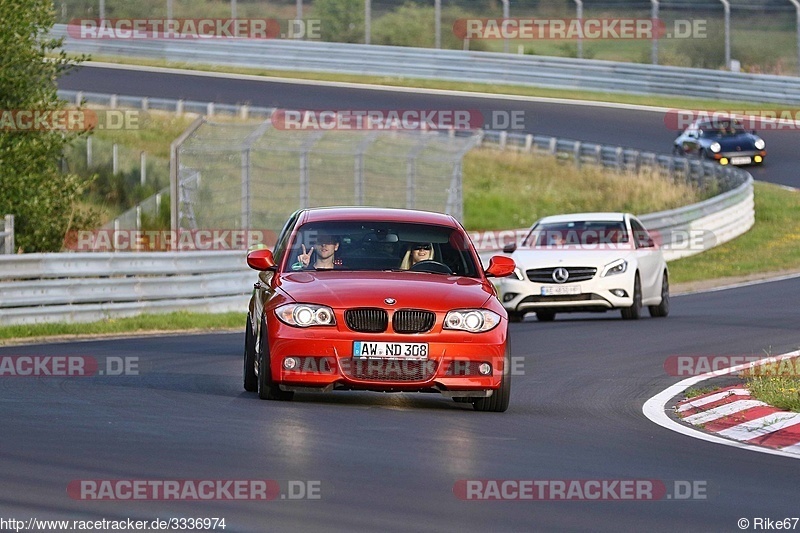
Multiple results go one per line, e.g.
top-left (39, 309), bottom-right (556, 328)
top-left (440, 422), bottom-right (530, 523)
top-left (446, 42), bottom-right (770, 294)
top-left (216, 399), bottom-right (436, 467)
top-left (293, 233), bottom-right (341, 270)
top-left (400, 242), bottom-right (434, 270)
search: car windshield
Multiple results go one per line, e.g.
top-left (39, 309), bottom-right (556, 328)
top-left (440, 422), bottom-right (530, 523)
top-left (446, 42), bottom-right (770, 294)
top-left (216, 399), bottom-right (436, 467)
top-left (282, 221), bottom-right (481, 277)
top-left (698, 119), bottom-right (745, 137)
top-left (523, 220), bottom-right (628, 247)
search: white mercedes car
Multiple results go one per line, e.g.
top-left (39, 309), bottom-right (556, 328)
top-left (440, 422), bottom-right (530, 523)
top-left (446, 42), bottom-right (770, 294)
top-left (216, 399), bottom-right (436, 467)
top-left (496, 213), bottom-right (669, 322)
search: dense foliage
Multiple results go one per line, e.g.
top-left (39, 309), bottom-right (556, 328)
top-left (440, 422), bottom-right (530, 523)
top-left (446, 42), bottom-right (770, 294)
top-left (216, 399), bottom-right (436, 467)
top-left (0, 0), bottom-right (96, 252)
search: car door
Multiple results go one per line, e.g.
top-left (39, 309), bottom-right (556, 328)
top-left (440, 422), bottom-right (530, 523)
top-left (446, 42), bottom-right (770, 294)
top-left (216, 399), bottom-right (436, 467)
top-left (629, 217), bottom-right (662, 299)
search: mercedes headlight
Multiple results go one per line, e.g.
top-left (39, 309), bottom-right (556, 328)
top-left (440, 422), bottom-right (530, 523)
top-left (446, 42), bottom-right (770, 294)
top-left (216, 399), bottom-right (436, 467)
top-left (601, 259), bottom-right (628, 277)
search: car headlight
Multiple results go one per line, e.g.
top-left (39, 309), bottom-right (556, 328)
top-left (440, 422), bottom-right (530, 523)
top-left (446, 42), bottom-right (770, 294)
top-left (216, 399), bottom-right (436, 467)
top-left (601, 259), bottom-right (628, 277)
top-left (710, 142), bottom-right (721, 153)
top-left (444, 309), bottom-right (501, 333)
top-left (754, 138), bottom-right (765, 150)
top-left (512, 267), bottom-right (525, 281)
top-left (275, 303), bottom-right (336, 327)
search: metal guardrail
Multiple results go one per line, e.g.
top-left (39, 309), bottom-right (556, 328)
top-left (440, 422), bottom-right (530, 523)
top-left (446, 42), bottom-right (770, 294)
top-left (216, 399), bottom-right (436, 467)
top-left (53, 24), bottom-right (800, 105)
top-left (0, 251), bottom-right (251, 325)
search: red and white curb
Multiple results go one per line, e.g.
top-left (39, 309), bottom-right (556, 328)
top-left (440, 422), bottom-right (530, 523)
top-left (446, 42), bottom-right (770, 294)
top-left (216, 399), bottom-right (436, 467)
top-left (643, 350), bottom-right (800, 459)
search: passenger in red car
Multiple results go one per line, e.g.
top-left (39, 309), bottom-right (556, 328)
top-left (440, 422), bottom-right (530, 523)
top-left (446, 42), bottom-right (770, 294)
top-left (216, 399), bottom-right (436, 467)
top-left (400, 243), bottom-right (435, 270)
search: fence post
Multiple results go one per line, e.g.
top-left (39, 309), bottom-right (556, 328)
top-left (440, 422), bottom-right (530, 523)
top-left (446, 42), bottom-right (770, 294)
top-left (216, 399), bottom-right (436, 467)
top-left (113, 143), bottom-right (119, 175)
top-left (87, 135), bottom-right (93, 167)
top-left (140, 151), bottom-right (146, 185)
top-left (4, 215), bottom-right (14, 255)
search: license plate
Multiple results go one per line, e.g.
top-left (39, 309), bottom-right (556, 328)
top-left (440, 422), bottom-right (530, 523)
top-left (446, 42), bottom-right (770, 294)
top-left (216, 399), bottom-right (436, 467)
top-left (541, 285), bottom-right (581, 296)
top-left (353, 341), bottom-right (428, 359)
top-left (730, 156), bottom-right (751, 165)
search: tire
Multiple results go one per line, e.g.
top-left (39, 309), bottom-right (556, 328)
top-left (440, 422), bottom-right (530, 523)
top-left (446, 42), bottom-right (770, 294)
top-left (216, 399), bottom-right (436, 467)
top-left (472, 345), bottom-right (511, 413)
top-left (507, 311), bottom-right (525, 323)
top-left (536, 310), bottom-right (556, 322)
top-left (257, 314), bottom-right (294, 401)
top-left (648, 271), bottom-right (670, 318)
top-left (620, 273), bottom-right (642, 320)
top-left (243, 316), bottom-right (257, 392)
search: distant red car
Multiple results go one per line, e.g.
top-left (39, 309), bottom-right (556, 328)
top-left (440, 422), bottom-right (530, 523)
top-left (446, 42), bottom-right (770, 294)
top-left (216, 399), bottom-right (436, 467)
top-left (243, 207), bottom-right (516, 412)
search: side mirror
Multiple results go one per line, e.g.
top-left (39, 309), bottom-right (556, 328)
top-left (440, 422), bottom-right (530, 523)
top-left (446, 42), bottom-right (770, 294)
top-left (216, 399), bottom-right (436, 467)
top-left (502, 242), bottom-right (517, 253)
top-left (485, 255), bottom-right (516, 278)
top-left (247, 248), bottom-right (276, 271)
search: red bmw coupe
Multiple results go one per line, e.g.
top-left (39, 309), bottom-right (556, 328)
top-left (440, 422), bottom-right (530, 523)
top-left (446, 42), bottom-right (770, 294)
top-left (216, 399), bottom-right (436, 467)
top-left (243, 207), bottom-right (516, 412)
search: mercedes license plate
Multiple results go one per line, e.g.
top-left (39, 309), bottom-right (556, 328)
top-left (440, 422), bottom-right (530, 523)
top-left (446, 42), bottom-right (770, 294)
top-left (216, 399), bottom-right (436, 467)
top-left (541, 285), bottom-right (581, 296)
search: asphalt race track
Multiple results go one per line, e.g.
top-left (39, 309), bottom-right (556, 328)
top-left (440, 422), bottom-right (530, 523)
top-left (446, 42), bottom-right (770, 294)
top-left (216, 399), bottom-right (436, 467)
top-left (58, 64), bottom-right (800, 188)
top-left (2, 65), bottom-right (796, 531)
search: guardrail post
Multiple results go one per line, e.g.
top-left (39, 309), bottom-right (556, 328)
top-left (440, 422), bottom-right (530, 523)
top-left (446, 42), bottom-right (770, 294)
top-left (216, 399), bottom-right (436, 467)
top-left (140, 151), bottom-right (146, 186)
top-left (499, 131), bottom-right (507, 149)
top-left (524, 134), bottom-right (533, 152)
top-left (110, 94), bottom-right (117, 109)
top-left (142, 97), bottom-right (149, 111)
top-left (112, 143), bottom-right (119, 175)
top-left (86, 136), bottom-right (93, 167)
top-left (594, 144), bottom-right (602, 165)
top-left (239, 105), bottom-right (249, 120)
top-left (549, 137), bottom-right (557, 155)
top-left (3, 215), bottom-right (14, 255)
top-left (207, 102), bottom-right (215, 117)
top-left (616, 147), bottom-right (624, 171)
top-left (75, 91), bottom-right (83, 106)
top-left (573, 141), bottom-right (582, 168)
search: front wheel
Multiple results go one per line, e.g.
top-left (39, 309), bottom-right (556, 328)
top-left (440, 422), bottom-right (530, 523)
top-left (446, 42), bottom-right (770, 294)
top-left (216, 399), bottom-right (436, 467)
top-left (507, 311), bottom-right (525, 323)
top-left (257, 315), bottom-right (294, 401)
top-left (648, 271), bottom-right (670, 318)
top-left (620, 273), bottom-right (642, 320)
top-left (243, 316), bottom-right (257, 392)
top-left (472, 345), bottom-right (511, 413)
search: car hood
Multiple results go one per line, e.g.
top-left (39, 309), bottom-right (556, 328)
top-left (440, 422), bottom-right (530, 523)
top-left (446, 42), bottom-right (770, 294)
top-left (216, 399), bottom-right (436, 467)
top-left (703, 134), bottom-right (758, 150)
top-left (277, 271), bottom-right (494, 310)
top-left (510, 247), bottom-right (637, 269)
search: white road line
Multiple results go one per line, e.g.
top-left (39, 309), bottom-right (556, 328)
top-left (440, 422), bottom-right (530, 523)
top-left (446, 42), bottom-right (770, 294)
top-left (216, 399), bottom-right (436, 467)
top-left (780, 442), bottom-right (800, 454)
top-left (676, 388), bottom-right (750, 413)
top-left (717, 412), bottom-right (800, 441)
top-left (682, 400), bottom-right (768, 425)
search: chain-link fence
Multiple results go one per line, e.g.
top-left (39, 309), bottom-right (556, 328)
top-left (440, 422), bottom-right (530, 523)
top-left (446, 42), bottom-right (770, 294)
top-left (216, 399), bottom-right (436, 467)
top-left (55, 0), bottom-right (800, 73)
top-left (172, 118), bottom-right (482, 239)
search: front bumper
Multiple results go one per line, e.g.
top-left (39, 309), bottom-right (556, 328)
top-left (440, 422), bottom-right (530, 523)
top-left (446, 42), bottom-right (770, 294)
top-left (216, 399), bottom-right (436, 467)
top-left (265, 328), bottom-right (508, 394)
top-left (711, 150), bottom-right (766, 165)
top-left (497, 271), bottom-right (635, 314)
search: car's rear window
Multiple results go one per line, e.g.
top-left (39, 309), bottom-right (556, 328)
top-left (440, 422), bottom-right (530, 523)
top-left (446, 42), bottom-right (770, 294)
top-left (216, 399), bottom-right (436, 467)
top-left (282, 221), bottom-right (480, 277)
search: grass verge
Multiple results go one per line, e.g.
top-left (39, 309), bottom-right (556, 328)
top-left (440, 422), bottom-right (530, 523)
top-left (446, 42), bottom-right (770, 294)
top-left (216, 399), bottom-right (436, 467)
top-left (668, 182), bottom-right (800, 284)
top-left (0, 312), bottom-right (246, 344)
top-left (743, 357), bottom-right (800, 412)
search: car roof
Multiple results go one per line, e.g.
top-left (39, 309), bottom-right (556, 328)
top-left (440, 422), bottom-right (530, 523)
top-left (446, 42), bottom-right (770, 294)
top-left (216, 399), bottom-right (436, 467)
top-left (297, 206), bottom-right (460, 227)
top-left (535, 212), bottom-right (628, 224)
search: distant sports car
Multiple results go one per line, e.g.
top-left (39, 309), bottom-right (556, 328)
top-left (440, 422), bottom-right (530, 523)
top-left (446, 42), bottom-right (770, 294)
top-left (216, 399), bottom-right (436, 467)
top-left (496, 212), bottom-right (669, 322)
top-left (673, 118), bottom-right (765, 165)
top-left (243, 207), bottom-right (516, 412)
